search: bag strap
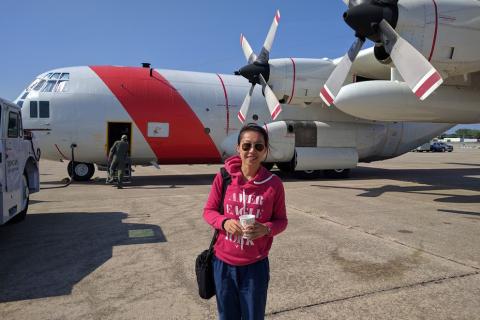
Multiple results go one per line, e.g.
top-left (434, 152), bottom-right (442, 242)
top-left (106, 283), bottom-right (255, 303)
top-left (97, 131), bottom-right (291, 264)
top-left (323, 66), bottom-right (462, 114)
top-left (207, 167), bottom-right (231, 250)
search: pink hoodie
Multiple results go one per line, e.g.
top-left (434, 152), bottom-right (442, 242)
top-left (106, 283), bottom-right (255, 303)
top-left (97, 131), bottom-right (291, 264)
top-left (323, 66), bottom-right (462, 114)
top-left (203, 156), bottom-right (288, 266)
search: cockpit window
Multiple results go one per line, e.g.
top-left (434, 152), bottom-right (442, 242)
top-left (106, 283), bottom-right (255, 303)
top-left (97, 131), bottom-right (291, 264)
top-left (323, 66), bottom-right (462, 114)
top-left (26, 72), bottom-right (70, 93)
top-left (39, 101), bottom-right (50, 118)
top-left (42, 80), bottom-right (57, 92)
top-left (33, 79), bottom-right (46, 91)
top-left (27, 79), bottom-right (41, 91)
top-left (55, 80), bottom-right (69, 92)
top-left (30, 101), bottom-right (38, 118)
top-left (16, 71), bottom-right (71, 110)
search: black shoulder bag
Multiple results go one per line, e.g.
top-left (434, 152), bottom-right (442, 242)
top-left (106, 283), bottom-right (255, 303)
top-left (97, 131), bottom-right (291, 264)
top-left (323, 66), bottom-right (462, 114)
top-left (195, 167), bottom-right (231, 299)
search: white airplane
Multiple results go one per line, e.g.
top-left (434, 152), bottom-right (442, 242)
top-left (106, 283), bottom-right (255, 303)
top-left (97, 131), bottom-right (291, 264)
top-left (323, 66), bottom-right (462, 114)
top-left (14, 0), bottom-right (479, 181)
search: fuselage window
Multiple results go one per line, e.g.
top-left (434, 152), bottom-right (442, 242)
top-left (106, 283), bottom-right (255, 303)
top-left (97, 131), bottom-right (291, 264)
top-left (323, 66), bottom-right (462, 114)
top-left (30, 101), bottom-right (38, 118)
top-left (8, 112), bottom-right (19, 138)
top-left (39, 101), bottom-right (50, 118)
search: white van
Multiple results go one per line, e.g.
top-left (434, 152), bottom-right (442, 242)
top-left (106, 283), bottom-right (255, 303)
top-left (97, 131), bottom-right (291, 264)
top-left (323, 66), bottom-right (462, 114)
top-left (0, 98), bottom-right (40, 225)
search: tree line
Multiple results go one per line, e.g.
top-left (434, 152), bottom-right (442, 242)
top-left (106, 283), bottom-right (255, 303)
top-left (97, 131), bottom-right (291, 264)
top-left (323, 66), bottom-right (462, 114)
top-left (442, 129), bottom-right (480, 139)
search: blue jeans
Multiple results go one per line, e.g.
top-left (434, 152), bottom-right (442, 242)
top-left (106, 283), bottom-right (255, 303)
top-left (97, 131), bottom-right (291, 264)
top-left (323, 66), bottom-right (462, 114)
top-left (213, 256), bottom-right (270, 320)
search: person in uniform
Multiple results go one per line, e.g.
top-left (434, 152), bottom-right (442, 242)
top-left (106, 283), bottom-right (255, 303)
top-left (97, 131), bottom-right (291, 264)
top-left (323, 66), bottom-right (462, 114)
top-left (107, 134), bottom-right (129, 188)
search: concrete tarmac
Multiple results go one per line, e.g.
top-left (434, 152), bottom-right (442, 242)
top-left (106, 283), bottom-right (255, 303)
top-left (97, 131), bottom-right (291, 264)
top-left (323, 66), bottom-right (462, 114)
top-left (1, 147), bottom-right (479, 319)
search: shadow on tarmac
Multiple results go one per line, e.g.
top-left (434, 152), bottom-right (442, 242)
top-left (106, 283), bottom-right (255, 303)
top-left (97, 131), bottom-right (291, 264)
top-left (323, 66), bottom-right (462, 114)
top-left (438, 209), bottom-right (480, 217)
top-left (310, 167), bottom-right (480, 204)
top-left (40, 173), bottom-right (217, 187)
top-left (0, 212), bottom-right (166, 303)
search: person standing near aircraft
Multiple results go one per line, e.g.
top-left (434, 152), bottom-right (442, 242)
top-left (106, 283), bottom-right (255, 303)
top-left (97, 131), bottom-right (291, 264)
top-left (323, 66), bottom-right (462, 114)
top-left (107, 134), bottom-right (129, 188)
top-left (203, 123), bottom-right (288, 319)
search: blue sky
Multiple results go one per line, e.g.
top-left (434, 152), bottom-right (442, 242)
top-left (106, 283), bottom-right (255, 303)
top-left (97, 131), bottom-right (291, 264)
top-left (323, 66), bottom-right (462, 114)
top-left (0, 0), bottom-right (477, 132)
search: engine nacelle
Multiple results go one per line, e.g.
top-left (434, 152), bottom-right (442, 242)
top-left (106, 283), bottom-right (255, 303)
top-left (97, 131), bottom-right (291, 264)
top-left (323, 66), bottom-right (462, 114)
top-left (268, 58), bottom-right (335, 105)
top-left (396, 0), bottom-right (480, 76)
top-left (334, 80), bottom-right (480, 123)
top-left (220, 120), bottom-right (359, 171)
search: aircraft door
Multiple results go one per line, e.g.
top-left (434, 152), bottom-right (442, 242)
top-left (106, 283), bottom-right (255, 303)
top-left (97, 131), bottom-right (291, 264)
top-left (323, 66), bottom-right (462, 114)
top-left (107, 122), bottom-right (132, 156)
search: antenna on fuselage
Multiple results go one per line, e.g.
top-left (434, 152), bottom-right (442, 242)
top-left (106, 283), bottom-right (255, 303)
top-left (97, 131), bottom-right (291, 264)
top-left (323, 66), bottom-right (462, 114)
top-left (142, 62), bottom-right (153, 77)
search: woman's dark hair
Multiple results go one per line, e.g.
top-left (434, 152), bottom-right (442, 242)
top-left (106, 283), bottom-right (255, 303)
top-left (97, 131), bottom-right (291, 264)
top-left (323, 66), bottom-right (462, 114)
top-left (237, 123), bottom-right (269, 149)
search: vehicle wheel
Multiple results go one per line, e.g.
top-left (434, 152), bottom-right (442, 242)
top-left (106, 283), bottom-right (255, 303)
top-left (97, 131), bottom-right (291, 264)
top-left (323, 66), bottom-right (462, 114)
top-left (262, 162), bottom-right (274, 171)
top-left (323, 169), bottom-right (351, 179)
top-left (293, 170), bottom-right (322, 179)
top-left (9, 174), bottom-right (29, 223)
top-left (68, 161), bottom-right (95, 181)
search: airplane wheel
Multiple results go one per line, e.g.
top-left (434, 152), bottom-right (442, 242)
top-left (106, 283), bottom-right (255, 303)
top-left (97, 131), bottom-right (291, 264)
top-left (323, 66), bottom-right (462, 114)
top-left (9, 174), bottom-right (29, 223)
top-left (262, 162), bottom-right (274, 171)
top-left (68, 161), bottom-right (95, 181)
top-left (276, 161), bottom-right (295, 173)
top-left (323, 169), bottom-right (350, 179)
top-left (293, 170), bottom-right (322, 179)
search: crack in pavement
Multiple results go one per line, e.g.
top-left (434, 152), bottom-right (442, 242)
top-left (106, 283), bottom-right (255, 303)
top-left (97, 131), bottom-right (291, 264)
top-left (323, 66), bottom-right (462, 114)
top-left (287, 205), bottom-right (480, 271)
top-left (267, 271), bottom-right (480, 316)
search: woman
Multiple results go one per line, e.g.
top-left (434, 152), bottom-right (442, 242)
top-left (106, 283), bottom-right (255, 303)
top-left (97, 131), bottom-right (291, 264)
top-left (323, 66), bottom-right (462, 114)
top-left (203, 123), bottom-right (288, 319)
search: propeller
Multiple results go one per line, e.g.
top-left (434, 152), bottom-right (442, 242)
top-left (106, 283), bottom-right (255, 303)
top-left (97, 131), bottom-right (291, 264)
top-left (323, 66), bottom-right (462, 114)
top-left (320, 0), bottom-right (443, 107)
top-left (235, 10), bottom-right (282, 123)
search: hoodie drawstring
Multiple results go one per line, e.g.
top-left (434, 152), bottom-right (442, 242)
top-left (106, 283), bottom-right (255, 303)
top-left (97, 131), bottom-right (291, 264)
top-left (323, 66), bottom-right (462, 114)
top-left (241, 188), bottom-right (246, 250)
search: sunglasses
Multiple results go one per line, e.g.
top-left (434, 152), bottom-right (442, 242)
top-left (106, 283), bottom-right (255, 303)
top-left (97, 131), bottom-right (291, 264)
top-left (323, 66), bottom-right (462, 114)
top-left (241, 142), bottom-right (265, 152)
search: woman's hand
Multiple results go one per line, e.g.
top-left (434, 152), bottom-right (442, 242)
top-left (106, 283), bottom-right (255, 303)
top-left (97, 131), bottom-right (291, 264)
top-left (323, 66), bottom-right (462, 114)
top-left (223, 219), bottom-right (244, 236)
top-left (243, 222), bottom-right (270, 240)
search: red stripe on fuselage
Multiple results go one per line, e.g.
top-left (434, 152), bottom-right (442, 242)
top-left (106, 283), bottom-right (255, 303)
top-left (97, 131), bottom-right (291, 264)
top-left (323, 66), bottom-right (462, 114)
top-left (428, 0), bottom-right (439, 61)
top-left (287, 58), bottom-right (296, 104)
top-left (90, 66), bottom-right (221, 164)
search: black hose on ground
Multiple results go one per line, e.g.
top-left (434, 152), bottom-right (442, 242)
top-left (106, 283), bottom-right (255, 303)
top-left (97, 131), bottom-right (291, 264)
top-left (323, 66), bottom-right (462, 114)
top-left (40, 143), bottom-right (76, 190)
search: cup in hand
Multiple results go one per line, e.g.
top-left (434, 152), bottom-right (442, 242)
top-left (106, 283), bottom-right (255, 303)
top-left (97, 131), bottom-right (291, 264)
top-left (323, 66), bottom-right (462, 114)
top-left (239, 214), bottom-right (256, 239)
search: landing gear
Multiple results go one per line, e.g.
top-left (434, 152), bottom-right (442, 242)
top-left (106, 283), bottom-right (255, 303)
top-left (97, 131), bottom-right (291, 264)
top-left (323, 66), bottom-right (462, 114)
top-left (68, 161), bottom-right (95, 181)
top-left (277, 161), bottom-right (322, 179)
top-left (276, 161), bottom-right (295, 173)
top-left (293, 170), bottom-right (322, 179)
top-left (323, 169), bottom-right (350, 179)
top-left (262, 162), bottom-right (274, 171)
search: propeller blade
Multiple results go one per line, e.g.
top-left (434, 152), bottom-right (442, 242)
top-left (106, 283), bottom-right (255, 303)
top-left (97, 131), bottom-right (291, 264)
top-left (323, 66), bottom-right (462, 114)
top-left (257, 10), bottom-right (281, 64)
top-left (378, 19), bottom-right (443, 100)
top-left (259, 74), bottom-right (282, 120)
top-left (238, 85), bottom-right (255, 123)
top-left (240, 34), bottom-right (257, 64)
top-left (320, 37), bottom-right (364, 107)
